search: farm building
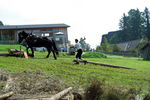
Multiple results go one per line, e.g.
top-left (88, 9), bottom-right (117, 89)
top-left (140, 42), bottom-right (150, 60)
top-left (0, 23), bottom-right (70, 51)
top-left (116, 39), bottom-right (143, 51)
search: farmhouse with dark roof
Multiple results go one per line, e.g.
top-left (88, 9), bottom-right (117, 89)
top-left (0, 23), bottom-right (70, 51)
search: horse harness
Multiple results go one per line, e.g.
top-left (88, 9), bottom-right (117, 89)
top-left (20, 35), bottom-right (34, 47)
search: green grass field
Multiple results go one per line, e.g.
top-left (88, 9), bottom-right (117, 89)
top-left (0, 45), bottom-right (150, 94)
top-left (0, 44), bottom-right (26, 52)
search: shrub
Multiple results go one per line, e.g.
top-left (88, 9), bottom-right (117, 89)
top-left (82, 52), bottom-right (107, 58)
top-left (83, 78), bottom-right (139, 100)
top-left (84, 78), bottom-right (105, 100)
top-left (106, 93), bottom-right (120, 100)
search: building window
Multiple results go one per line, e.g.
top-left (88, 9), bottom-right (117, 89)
top-left (41, 33), bottom-right (50, 37)
top-left (45, 33), bottom-right (49, 36)
top-left (55, 37), bottom-right (63, 42)
top-left (55, 37), bottom-right (60, 41)
top-left (0, 34), bottom-right (12, 40)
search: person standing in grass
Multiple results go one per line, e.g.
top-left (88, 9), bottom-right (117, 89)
top-left (75, 39), bottom-right (83, 60)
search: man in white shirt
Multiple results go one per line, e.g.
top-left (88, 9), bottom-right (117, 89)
top-left (75, 39), bottom-right (83, 60)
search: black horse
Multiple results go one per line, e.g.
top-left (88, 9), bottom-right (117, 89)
top-left (18, 31), bottom-right (58, 59)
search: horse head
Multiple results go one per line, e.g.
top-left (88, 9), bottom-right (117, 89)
top-left (18, 31), bottom-right (29, 44)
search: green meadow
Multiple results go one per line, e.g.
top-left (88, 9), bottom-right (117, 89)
top-left (0, 45), bottom-right (150, 93)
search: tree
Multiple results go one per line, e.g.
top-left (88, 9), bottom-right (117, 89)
top-left (109, 9), bottom-right (143, 44)
top-left (96, 45), bottom-right (101, 52)
top-left (0, 21), bottom-right (4, 26)
top-left (112, 45), bottom-right (121, 52)
top-left (143, 7), bottom-right (150, 40)
top-left (85, 43), bottom-right (91, 51)
top-left (79, 37), bottom-right (86, 51)
top-left (79, 37), bottom-right (91, 51)
top-left (119, 13), bottom-right (132, 41)
top-left (101, 37), bottom-right (112, 52)
top-left (119, 9), bottom-right (144, 41)
top-left (141, 7), bottom-right (150, 60)
top-left (128, 9), bottom-right (144, 39)
top-left (119, 13), bottom-right (129, 30)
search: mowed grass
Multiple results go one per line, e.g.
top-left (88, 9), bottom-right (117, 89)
top-left (0, 45), bottom-right (150, 92)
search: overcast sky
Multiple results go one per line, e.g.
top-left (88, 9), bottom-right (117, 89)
top-left (0, 0), bottom-right (150, 48)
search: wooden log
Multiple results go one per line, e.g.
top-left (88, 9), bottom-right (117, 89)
top-left (8, 49), bottom-right (24, 54)
top-left (49, 87), bottom-right (73, 100)
top-left (0, 50), bottom-right (28, 59)
top-left (0, 92), bottom-right (14, 100)
top-left (87, 61), bottom-right (134, 69)
top-left (23, 52), bottom-right (28, 59)
top-left (73, 59), bottom-right (87, 65)
top-left (0, 52), bottom-right (22, 57)
top-left (9, 87), bottom-right (73, 100)
top-left (0, 52), bottom-right (9, 56)
top-left (73, 60), bottom-right (135, 69)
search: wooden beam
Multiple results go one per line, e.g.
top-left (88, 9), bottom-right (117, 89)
top-left (49, 87), bottom-right (73, 100)
top-left (0, 52), bottom-right (9, 56)
top-left (73, 60), bottom-right (135, 70)
top-left (0, 92), bottom-right (14, 100)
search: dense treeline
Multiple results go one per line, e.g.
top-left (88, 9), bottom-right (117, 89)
top-left (106, 7), bottom-right (150, 44)
top-left (99, 7), bottom-right (150, 60)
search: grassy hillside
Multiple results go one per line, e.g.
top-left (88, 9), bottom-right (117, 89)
top-left (0, 53), bottom-right (150, 90)
top-left (0, 45), bottom-right (150, 95)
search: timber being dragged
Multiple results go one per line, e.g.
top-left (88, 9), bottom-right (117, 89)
top-left (0, 52), bottom-right (9, 56)
top-left (73, 59), bottom-right (135, 69)
top-left (0, 49), bottom-right (28, 58)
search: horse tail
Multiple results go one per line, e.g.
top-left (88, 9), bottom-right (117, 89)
top-left (52, 39), bottom-right (59, 55)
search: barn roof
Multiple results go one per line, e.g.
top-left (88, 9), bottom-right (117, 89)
top-left (116, 39), bottom-right (143, 51)
top-left (0, 24), bottom-right (70, 29)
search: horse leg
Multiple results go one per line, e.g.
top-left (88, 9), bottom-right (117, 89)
top-left (46, 48), bottom-right (51, 58)
top-left (30, 47), bottom-right (34, 57)
top-left (26, 47), bottom-right (29, 55)
top-left (52, 50), bottom-right (57, 60)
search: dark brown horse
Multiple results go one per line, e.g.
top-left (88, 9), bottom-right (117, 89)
top-left (18, 31), bottom-right (58, 59)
